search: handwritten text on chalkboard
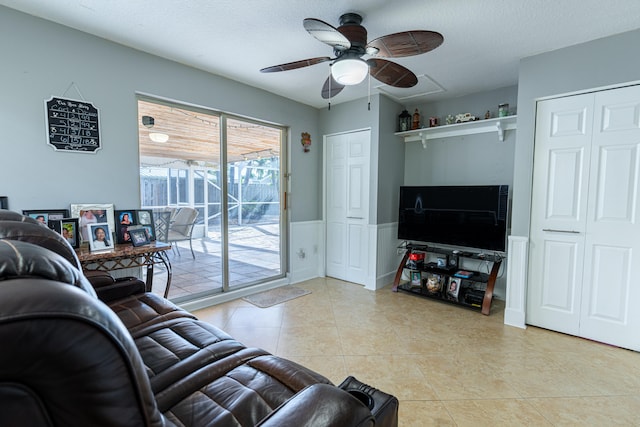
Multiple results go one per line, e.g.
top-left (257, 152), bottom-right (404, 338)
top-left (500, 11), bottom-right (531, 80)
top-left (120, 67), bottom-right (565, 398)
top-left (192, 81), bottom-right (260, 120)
top-left (45, 97), bottom-right (101, 153)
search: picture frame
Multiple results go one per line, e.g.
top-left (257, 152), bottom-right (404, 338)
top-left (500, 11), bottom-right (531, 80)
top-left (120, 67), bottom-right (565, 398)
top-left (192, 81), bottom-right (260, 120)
top-left (137, 209), bottom-right (152, 225)
top-left (115, 209), bottom-right (135, 244)
top-left (22, 209), bottom-right (70, 229)
top-left (70, 203), bottom-right (115, 244)
top-left (129, 227), bottom-right (151, 247)
top-left (137, 210), bottom-right (155, 241)
top-left (49, 218), bottom-right (80, 249)
top-left (88, 222), bottom-right (114, 252)
top-left (447, 277), bottom-right (461, 300)
top-left (114, 209), bottom-right (156, 244)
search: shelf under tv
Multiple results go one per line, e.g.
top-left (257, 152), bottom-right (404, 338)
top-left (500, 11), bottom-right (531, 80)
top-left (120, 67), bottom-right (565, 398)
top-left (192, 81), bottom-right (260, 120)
top-left (392, 243), bottom-right (503, 315)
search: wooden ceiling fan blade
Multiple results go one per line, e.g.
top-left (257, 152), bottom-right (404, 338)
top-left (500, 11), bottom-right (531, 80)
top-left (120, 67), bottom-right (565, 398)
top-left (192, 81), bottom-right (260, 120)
top-left (367, 30), bottom-right (444, 58)
top-left (367, 58), bottom-right (418, 88)
top-left (260, 57), bottom-right (331, 73)
top-left (321, 75), bottom-right (345, 99)
top-left (303, 18), bottom-right (351, 51)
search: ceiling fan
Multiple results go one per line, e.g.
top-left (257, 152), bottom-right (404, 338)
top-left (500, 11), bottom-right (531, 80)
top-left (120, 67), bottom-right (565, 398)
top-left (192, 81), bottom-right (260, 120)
top-left (260, 13), bottom-right (444, 99)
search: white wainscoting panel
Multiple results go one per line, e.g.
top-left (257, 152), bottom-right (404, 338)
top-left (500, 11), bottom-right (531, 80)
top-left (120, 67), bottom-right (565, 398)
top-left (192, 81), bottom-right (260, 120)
top-left (373, 222), bottom-right (404, 290)
top-left (289, 220), bottom-right (324, 284)
top-left (504, 235), bottom-right (528, 329)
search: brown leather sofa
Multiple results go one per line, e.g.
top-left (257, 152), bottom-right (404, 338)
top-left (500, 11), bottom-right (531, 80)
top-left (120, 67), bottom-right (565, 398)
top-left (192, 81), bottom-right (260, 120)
top-left (0, 210), bottom-right (398, 426)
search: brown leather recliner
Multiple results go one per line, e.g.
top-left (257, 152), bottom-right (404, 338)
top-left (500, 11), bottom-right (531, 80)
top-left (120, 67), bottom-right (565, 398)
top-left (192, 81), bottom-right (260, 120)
top-left (0, 210), bottom-right (396, 426)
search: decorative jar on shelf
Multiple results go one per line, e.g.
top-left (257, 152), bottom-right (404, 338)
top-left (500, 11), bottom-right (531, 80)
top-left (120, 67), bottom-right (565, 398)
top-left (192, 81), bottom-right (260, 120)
top-left (412, 109), bottom-right (421, 130)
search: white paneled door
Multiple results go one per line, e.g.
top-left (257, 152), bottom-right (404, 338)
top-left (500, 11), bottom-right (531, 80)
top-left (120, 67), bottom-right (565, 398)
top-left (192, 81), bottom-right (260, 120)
top-left (325, 130), bottom-right (370, 285)
top-left (528, 85), bottom-right (640, 351)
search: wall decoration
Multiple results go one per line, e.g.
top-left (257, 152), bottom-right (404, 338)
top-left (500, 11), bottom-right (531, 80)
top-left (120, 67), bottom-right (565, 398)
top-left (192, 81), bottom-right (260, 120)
top-left (301, 132), bottom-right (311, 152)
top-left (45, 96), bottom-right (101, 153)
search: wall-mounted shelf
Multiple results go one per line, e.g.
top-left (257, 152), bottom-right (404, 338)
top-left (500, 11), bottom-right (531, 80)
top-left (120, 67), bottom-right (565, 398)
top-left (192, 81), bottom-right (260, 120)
top-left (395, 115), bottom-right (517, 147)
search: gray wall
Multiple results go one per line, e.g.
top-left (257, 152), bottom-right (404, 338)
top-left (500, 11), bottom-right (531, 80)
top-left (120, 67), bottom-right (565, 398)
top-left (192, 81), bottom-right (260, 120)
top-left (512, 28), bottom-right (640, 237)
top-left (376, 94), bottom-right (406, 224)
top-left (403, 86), bottom-right (517, 188)
top-left (0, 6), bottom-right (320, 222)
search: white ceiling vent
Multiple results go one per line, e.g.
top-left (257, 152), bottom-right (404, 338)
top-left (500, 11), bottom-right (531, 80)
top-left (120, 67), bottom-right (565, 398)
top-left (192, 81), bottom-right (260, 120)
top-left (376, 74), bottom-right (445, 101)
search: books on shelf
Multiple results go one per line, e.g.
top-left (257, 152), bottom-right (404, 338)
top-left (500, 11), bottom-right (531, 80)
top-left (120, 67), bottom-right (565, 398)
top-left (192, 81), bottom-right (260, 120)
top-left (454, 270), bottom-right (473, 278)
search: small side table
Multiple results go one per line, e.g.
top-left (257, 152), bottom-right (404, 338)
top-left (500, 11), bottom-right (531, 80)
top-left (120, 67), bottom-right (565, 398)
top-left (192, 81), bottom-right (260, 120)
top-left (76, 242), bottom-right (172, 298)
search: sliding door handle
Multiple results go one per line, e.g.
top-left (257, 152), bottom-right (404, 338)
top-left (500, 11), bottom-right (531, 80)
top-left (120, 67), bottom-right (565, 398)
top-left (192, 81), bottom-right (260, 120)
top-left (542, 229), bottom-right (581, 234)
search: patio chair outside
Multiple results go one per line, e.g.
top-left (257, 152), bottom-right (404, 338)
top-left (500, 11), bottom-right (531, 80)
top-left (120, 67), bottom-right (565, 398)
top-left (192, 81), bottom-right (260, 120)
top-left (167, 207), bottom-right (198, 259)
top-left (153, 211), bottom-right (172, 243)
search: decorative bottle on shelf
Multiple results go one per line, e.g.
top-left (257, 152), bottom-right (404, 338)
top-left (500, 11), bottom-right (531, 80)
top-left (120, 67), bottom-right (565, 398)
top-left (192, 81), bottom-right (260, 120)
top-left (412, 109), bottom-right (421, 130)
top-left (398, 109), bottom-right (411, 132)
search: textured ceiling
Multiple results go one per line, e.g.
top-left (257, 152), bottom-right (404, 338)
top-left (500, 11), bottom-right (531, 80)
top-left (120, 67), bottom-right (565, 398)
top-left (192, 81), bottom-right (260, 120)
top-left (2, 0), bottom-right (640, 109)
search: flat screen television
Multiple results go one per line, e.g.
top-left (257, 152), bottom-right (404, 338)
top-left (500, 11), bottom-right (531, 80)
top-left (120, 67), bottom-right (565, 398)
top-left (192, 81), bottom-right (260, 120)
top-left (398, 185), bottom-right (509, 252)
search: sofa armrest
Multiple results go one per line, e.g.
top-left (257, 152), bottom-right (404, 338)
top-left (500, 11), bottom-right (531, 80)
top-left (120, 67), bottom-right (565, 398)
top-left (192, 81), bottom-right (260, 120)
top-left (257, 383), bottom-right (375, 427)
top-left (85, 271), bottom-right (146, 302)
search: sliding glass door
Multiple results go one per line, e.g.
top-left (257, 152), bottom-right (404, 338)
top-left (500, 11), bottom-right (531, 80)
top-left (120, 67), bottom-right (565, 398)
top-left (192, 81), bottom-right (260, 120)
top-left (138, 98), bottom-right (286, 301)
top-left (225, 118), bottom-right (283, 288)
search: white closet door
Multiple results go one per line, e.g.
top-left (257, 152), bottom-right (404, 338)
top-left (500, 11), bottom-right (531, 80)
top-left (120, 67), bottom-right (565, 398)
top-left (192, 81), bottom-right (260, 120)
top-left (325, 130), bottom-right (370, 285)
top-left (527, 93), bottom-right (594, 335)
top-left (579, 86), bottom-right (640, 350)
top-left (528, 84), bottom-right (640, 351)
top-left (326, 137), bottom-right (347, 279)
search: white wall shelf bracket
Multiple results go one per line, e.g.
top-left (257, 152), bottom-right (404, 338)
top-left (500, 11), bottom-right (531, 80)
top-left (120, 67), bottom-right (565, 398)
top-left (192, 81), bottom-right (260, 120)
top-left (496, 120), bottom-right (504, 142)
top-left (418, 132), bottom-right (427, 148)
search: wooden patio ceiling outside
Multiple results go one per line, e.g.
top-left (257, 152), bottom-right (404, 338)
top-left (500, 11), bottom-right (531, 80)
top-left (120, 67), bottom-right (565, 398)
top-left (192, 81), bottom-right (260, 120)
top-left (138, 100), bottom-right (282, 166)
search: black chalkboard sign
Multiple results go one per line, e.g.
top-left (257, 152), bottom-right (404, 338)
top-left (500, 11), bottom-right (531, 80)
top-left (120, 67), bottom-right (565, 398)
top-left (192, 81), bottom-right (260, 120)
top-left (45, 96), bottom-right (101, 153)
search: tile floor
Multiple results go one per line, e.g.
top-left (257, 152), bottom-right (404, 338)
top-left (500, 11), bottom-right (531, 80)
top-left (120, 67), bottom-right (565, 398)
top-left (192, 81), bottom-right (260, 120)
top-left (192, 277), bottom-right (640, 426)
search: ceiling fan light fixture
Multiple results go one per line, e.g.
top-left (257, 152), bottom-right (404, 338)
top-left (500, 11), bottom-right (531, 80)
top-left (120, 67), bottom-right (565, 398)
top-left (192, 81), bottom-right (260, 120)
top-left (149, 132), bottom-right (169, 143)
top-left (331, 58), bottom-right (368, 85)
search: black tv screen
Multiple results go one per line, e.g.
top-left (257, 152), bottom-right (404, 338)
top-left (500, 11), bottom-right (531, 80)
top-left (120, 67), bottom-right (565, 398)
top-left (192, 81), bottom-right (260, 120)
top-left (398, 185), bottom-right (509, 252)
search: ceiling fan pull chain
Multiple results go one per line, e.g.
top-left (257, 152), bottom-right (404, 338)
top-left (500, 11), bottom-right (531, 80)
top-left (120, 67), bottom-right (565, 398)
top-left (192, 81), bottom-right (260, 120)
top-left (367, 72), bottom-right (371, 111)
top-left (328, 72), bottom-right (332, 110)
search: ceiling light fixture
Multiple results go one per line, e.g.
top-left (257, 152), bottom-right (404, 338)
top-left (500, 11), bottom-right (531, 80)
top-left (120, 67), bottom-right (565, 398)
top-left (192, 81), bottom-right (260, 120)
top-left (331, 57), bottom-right (368, 85)
top-left (149, 132), bottom-right (169, 143)
top-left (142, 115), bottom-right (169, 142)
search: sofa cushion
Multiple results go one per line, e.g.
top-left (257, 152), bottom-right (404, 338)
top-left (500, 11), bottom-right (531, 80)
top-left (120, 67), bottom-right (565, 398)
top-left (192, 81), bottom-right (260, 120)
top-left (107, 292), bottom-right (196, 333)
top-left (159, 353), bottom-right (335, 426)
